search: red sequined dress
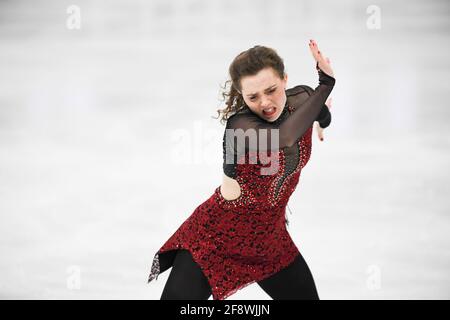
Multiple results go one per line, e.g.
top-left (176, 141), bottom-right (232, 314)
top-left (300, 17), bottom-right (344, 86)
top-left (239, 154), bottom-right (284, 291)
top-left (147, 67), bottom-right (335, 300)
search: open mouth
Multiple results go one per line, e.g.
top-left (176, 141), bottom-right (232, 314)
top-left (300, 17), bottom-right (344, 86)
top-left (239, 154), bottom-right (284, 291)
top-left (263, 107), bottom-right (276, 117)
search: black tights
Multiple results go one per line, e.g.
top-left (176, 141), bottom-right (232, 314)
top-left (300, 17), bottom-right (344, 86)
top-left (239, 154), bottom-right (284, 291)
top-left (160, 249), bottom-right (319, 300)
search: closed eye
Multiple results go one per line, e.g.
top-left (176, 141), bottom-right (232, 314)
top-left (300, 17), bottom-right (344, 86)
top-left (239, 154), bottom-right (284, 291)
top-left (249, 88), bottom-right (276, 101)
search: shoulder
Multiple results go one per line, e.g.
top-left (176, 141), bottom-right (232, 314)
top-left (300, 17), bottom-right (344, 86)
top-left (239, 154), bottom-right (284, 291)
top-left (286, 85), bottom-right (314, 97)
top-left (228, 106), bottom-right (256, 121)
top-left (225, 107), bottom-right (261, 130)
top-left (285, 85), bottom-right (315, 113)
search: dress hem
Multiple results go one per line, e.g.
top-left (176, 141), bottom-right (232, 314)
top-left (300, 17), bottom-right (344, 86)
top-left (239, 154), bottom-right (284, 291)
top-left (147, 247), bottom-right (301, 300)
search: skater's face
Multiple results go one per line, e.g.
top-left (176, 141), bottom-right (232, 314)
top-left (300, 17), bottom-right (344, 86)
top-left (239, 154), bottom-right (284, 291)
top-left (240, 67), bottom-right (288, 122)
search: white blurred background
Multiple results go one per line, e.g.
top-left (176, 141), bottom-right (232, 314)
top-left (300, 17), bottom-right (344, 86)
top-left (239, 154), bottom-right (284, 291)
top-left (0, 0), bottom-right (449, 299)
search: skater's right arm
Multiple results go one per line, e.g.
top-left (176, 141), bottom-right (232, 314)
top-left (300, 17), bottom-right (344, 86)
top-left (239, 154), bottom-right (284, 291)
top-left (224, 39), bottom-right (335, 153)
top-left (225, 68), bottom-right (334, 154)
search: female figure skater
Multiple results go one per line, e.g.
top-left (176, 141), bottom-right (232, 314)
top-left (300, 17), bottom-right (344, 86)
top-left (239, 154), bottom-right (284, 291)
top-left (147, 39), bottom-right (335, 300)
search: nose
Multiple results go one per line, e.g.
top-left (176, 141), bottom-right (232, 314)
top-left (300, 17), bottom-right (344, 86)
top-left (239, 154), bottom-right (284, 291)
top-left (260, 95), bottom-right (271, 108)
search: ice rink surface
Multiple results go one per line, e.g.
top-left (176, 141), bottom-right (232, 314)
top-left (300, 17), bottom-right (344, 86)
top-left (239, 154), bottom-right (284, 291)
top-left (0, 0), bottom-right (449, 299)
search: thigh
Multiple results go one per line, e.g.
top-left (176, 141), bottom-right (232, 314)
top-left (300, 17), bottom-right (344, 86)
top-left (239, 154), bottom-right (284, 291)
top-left (160, 249), bottom-right (212, 300)
top-left (257, 252), bottom-right (320, 300)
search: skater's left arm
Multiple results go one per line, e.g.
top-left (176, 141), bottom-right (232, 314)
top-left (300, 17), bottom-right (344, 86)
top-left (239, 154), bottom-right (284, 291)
top-left (314, 97), bottom-right (332, 142)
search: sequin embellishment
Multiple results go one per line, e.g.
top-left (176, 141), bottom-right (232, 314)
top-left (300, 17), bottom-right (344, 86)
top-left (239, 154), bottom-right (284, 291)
top-left (147, 104), bottom-right (315, 300)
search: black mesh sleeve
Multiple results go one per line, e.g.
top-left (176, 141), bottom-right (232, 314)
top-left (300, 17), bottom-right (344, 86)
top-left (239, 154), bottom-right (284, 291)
top-left (225, 67), bottom-right (335, 155)
top-left (316, 104), bottom-right (331, 128)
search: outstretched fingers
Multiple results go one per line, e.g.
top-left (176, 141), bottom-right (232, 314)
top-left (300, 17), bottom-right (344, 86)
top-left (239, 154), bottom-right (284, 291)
top-left (308, 39), bottom-right (321, 62)
top-left (308, 39), bottom-right (334, 78)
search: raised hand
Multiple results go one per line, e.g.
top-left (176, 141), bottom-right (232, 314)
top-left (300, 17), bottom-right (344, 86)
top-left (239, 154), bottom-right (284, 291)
top-left (308, 39), bottom-right (334, 78)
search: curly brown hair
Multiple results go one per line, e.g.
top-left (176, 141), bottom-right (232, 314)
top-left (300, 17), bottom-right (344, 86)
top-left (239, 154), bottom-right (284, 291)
top-left (214, 45), bottom-right (286, 125)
